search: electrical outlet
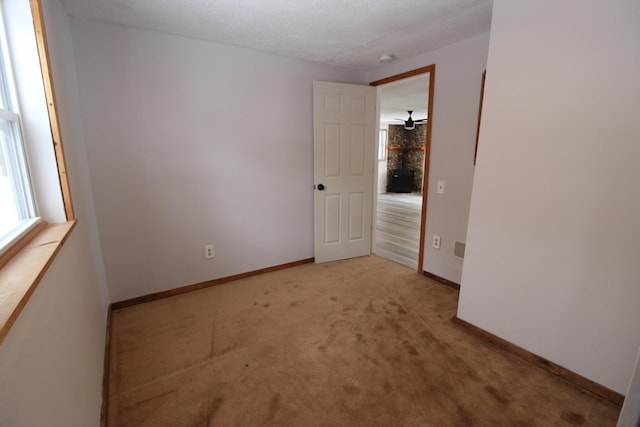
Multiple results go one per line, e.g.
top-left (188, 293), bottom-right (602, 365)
top-left (432, 235), bottom-right (441, 250)
top-left (204, 245), bottom-right (214, 259)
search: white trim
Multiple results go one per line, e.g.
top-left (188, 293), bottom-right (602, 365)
top-left (0, 108), bottom-right (18, 121)
top-left (0, 217), bottom-right (41, 256)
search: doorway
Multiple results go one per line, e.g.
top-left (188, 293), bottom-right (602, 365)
top-left (371, 66), bottom-right (435, 272)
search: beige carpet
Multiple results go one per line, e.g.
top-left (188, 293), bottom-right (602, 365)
top-left (107, 255), bottom-right (620, 426)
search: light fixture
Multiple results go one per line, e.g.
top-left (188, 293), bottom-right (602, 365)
top-left (398, 111), bottom-right (426, 131)
top-left (379, 53), bottom-right (395, 64)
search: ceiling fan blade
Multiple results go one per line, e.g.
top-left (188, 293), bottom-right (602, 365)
top-left (414, 118), bottom-right (427, 123)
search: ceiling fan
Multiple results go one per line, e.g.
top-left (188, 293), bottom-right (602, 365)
top-left (395, 110), bottom-right (427, 130)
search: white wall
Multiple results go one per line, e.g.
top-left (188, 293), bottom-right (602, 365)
top-left (70, 21), bottom-right (365, 302)
top-left (458, 0), bottom-right (640, 394)
top-left (367, 34), bottom-right (490, 283)
top-left (0, 1), bottom-right (109, 425)
top-left (0, 232), bottom-right (106, 427)
top-left (618, 349), bottom-right (640, 426)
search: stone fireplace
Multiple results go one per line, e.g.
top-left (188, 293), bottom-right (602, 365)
top-left (386, 123), bottom-right (426, 192)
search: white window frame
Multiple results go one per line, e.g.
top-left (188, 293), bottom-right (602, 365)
top-left (0, 1), bottom-right (40, 255)
top-left (378, 129), bottom-right (388, 161)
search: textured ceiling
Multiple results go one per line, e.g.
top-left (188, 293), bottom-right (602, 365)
top-left (60, 0), bottom-right (493, 70)
top-left (380, 75), bottom-right (429, 125)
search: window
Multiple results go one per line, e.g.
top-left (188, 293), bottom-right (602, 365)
top-left (0, 0), bottom-right (76, 346)
top-left (0, 4), bottom-right (38, 253)
top-left (378, 129), bottom-right (387, 161)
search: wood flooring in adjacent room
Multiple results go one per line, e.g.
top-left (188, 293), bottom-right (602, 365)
top-left (375, 192), bottom-right (422, 270)
top-left (106, 255), bottom-right (621, 426)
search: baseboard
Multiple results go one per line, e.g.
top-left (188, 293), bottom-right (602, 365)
top-left (111, 258), bottom-right (315, 310)
top-left (451, 316), bottom-right (624, 406)
top-left (100, 306), bottom-right (112, 427)
top-left (422, 270), bottom-right (460, 291)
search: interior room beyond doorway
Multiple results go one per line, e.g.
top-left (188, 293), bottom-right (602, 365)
top-left (375, 73), bottom-right (430, 270)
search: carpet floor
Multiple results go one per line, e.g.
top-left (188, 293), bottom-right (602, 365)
top-left (107, 255), bottom-right (620, 426)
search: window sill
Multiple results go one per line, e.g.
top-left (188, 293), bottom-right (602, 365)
top-left (0, 220), bottom-right (77, 345)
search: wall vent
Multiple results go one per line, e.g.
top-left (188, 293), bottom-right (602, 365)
top-left (454, 241), bottom-right (466, 259)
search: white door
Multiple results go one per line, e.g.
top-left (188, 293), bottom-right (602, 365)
top-left (313, 81), bottom-right (377, 263)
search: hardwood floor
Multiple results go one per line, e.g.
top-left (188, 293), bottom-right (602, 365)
top-left (375, 192), bottom-right (422, 270)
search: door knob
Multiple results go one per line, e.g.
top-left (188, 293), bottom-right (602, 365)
top-left (317, 184), bottom-right (325, 191)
